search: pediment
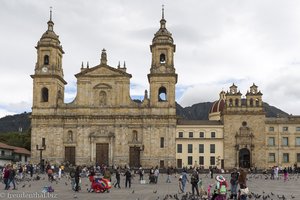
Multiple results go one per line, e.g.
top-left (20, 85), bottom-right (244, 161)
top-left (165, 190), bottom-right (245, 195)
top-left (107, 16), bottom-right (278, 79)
top-left (93, 83), bottom-right (112, 89)
top-left (75, 64), bottom-right (132, 78)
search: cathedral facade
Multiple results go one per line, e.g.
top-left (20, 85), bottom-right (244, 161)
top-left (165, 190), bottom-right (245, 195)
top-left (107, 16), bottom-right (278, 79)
top-left (31, 11), bottom-right (177, 168)
top-left (31, 11), bottom-right (300, 170)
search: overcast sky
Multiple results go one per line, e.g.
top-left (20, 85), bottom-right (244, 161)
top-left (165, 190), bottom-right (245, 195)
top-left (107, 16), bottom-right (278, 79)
top-left (1, 0), bottom-right (300, 118)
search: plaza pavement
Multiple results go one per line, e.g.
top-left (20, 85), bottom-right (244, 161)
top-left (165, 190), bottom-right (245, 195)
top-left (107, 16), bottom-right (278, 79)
top-left (0, 172), bottom-right (299, 200)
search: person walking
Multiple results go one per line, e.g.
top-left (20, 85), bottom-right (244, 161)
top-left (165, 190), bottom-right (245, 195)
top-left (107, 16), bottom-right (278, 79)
top-left (283, 167), bottom-right (288, 182)
top-left (191, 169), bottom-right (200, 196)
top-left (181, 168), bottom-right (188, 193)
top-left (230, 168), bottom-right (239, 199)
top-left (154, 167), bottom-right (159, 184)
top-left (124, 168), bottom-right (132, 188)
top-left (138, 167), bottom-right (144, 181)
top-left (114, 167), bottom-right (121, 189)
top-left (74, 166), bottom-right (81, 192)
top-left (7, 166), bottom-right (16, 190)
top-left (238, 168), bottom-right (248, 200)
top-left (166, 167), bottom-right (171, 183)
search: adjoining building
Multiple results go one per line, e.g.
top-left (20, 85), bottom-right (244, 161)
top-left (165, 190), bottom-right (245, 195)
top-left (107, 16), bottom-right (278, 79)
top-left (0, 142), bottom-right (30, 166)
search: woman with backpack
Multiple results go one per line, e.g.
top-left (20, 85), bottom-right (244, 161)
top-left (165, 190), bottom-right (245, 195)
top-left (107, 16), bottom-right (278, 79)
top-left (211, 175), bottom-right (228, 200)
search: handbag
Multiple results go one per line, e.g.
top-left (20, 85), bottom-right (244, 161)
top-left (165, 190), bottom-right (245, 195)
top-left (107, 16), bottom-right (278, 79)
top-left (240, 187), bottom-right (249, 195)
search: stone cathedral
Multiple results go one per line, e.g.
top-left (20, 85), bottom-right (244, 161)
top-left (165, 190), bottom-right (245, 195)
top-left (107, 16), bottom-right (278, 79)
top-left (31, 10), bottom-right (177, 168)
top-left (31, 10), bottom-right (300, 170)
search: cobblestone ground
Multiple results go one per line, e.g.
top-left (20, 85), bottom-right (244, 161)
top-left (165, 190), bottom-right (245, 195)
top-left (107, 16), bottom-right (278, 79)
top-left (0, 172), bottom-right (298, 200)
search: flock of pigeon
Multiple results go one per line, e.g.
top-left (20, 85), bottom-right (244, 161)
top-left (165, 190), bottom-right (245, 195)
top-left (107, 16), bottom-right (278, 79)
top-left (3, 171), bottom-right (299, 200)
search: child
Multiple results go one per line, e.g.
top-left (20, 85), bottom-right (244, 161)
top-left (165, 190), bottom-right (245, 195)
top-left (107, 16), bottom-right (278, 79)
top-left (178, 176), bottom-right (183, 193)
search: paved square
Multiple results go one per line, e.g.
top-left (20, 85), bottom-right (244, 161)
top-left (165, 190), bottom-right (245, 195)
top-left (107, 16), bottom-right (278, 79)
top-left (0, 172), bottom-right (298, 199)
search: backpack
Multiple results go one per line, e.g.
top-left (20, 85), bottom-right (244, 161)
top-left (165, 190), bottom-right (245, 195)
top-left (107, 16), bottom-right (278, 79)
top-left (219, 181), bottom-right (227, 194)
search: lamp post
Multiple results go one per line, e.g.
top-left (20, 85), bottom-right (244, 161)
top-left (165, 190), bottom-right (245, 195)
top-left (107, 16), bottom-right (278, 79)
top-left (36, 138), bottom-right (46, 173)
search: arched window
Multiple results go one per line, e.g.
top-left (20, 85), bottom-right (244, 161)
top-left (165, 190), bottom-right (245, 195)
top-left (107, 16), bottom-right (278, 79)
top-left (249, 98), bottom-right (254, 107)
top-left (235, 99), bottom-right (239, 106)
top-left (229, 99), bottom-right (233, 107)
top-left (41, 87), bottom-right (49, 102)
top-left (44, 55), bottom-right (49, 65)
top-left (160, 53), bottom-right (166, 63)
top-left (132, 130), bottom-right (138, 142)
top-left (99, 91), bottom-right (107, 106)
top-left (68, 130), bottom-right (73, 142)
top-left (158, 86), bottom-right (167, 101)
top-left (255, 98), bottom-right (259, 106)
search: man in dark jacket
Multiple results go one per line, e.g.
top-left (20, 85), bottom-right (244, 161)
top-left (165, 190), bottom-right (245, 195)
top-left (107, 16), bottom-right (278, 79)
top-left (74, 166), bottom-right (81, 192)
top-left (191, 170), bottom-right (199, 196)
top-left (114, 167), bottom-right (121, 188)
top-left (124, 168), bottom-right (132, 188)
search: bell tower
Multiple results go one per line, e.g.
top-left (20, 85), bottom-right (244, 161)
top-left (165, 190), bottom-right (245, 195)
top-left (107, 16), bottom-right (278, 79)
top-left (148, 6), bottom-right (177, 107)
top-left (31, 9), bottom-right (66, 110)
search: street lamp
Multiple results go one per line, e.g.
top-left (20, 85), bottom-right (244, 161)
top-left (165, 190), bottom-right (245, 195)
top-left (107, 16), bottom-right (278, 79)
top-left (36, 138), bottom-right (46, 172)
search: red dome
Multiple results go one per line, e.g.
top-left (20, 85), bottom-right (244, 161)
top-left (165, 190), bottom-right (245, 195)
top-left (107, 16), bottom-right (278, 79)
top-left (209, 99), bottom-right (225, 114)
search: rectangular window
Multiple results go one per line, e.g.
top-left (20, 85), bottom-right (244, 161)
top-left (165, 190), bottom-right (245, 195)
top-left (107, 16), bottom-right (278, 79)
top-left (297, 153), bottom-right (300, 162)
top-left (177, 144), bottom-right (182, 153)
top-left (268, 137), bottom-right (275, 146)
top-left (296, 127), bottom-right (300, 132)
top-left (160, 137), bottom-right (164, 148)
top-left (160, 160), bottom-right (165, 168)
top-left (268, 153), bottom-right (275, 162)
top-left (296, 137), bottom-right (300, 146)
top-left (188, 156), bottom-right (193, 165)
top-left (283, 153), bottom-right (289, 163)
top-left (188, 144), bottom-right (193, 153)
top-left (178, 132), bottom-right (183, 138)
top-left (269, 127), bottom-right (274, 132)
top-left (282, 137), bottom-right (289, 146)
top-left (210, 156), bottom-right (215, 165)
top-left (1, 151), bottom-right (4, 156)
top-left (211, 132), bottom-right (216, 138)
top-left (210, 144), bottom-right (215, 153)
top-left (199, 132), bottom-right (205, 138)
top-left (282, 126), bottom-right (288, 132)
top-left (199, 156), bottom-right (204, 165)
top-left (42, 137), bottom-right (46, 147)
top-left (189, 132), bottom-right (193, 138)
top-left (199, 144), bottom-right (204, 153)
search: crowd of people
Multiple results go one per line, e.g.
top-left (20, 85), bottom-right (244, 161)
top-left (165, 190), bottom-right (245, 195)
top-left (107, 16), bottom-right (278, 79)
top-left (2, 162), bottom-right (297, 199)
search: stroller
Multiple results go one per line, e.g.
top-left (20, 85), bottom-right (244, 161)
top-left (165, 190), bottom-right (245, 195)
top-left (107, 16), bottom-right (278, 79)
top-left (88, 177), bottom-right (112, 193)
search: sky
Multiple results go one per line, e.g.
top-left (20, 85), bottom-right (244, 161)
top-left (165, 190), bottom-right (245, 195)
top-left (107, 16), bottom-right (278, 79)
top-left (1, 0), bottom-right (300, 118)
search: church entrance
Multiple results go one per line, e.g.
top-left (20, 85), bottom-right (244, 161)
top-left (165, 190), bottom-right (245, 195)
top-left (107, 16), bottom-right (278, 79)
top-left (65, 147), bottom-right (76, 165)
top-left (129, 147), bottom-right (140, 168)
top-left (96, 143), bottom-right (109, 166)
top-left (239, 148), bottom-right (250, 168)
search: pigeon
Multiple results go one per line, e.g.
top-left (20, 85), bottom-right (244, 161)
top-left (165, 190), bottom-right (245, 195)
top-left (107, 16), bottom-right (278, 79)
top-left (153, 190), bottom-right (157, 193)
top-left (132, 190), bottom-right (135, 193)
top-left (65, 182), bottom-right (68, 186)
top-left (22, 184), bottom-right (26, 188)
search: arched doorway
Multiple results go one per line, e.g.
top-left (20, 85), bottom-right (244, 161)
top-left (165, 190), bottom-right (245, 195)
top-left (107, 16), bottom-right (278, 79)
top-left (239, 148), bottom-right (250, 168)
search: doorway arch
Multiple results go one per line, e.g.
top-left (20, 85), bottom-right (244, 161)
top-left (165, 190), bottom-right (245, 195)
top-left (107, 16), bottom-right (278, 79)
top-left (239, 148), bottom-right (250, 168)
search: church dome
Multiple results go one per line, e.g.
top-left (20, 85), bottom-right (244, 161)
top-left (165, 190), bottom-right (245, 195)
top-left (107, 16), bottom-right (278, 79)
top-left (208, 91), bottom-right (226, 120)
top-left (40, 20), bottom-right (60, 42)
top-left (209, 98), bottom-right (225, 114)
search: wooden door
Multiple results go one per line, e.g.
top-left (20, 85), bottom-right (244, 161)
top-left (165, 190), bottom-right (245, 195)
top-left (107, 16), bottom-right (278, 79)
top-left (177, 159), bottom-right (182, 168)
top-left (65, 147), bottom-right (76, 165)
top-left (129, 147), bottom-right (140, 168)
top-left (96, 143), bottom-right (109, 166)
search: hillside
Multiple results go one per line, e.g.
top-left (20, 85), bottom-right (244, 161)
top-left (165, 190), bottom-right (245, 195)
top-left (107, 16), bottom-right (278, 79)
top-left (0, 102), bottom-right (289, 133)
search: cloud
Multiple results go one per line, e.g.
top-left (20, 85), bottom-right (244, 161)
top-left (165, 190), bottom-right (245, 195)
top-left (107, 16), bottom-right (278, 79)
top-left (1, 0), bottom-right (300, 118)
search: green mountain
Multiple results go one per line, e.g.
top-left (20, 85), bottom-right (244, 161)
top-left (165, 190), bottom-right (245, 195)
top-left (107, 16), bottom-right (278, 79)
top-left (0, 102), bottom-right (289, 133)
